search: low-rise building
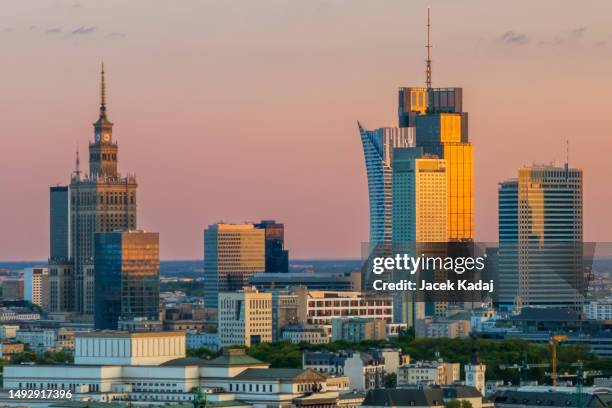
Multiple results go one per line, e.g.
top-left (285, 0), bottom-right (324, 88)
top-left (281, 325), bottom-right (329, 344)
top-left (491, 386), bottom-right (612, 408)
top-left (0, 343), bottom-right (25, 361)
top-left (416, 318), bottom-right (471, 339)
top-left (3, 337), bottom-right (350, 407)
top-left (218, 287), bottom-right (273, 347)
top-left (397, 361), bottom-right (460, 386)
top-left (331, 317), bottom-right (386, 342)
top-left (361, 386), bottom-right (486, 408)
top-left (0, 325), bottom-right (19, 340)
top-left (583, 300), bottom-right (612, 321)
top-left (303, 349), bottom-right (396, 391)
top-left (15, 328), bottom-right (56, 351)
top-left (186, 331), bottom-right (220, 351)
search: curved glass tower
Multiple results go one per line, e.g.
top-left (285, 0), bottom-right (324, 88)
top-left (358, 124), bottom-right (414, 244)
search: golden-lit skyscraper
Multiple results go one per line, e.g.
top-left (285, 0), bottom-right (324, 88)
top-left (406, 101), bottom-right (474, 242)
top-left (392, 147), bottom-right (447, 243)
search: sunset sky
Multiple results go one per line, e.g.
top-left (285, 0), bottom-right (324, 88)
top-left (1, 0), bottom-right (611, 260)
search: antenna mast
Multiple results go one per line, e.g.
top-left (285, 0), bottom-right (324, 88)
top-left (74, 143), bottom-right (81, 180)
top-left (426, 7), bottom-right (432, 89)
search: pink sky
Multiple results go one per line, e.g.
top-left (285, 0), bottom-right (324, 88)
top-left (1, 0), bottom-right (611, 260)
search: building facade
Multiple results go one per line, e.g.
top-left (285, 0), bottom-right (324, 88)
top-left (24, 267), bottom-right (49, 308)
top-left (499, 165), bottom-right (584, 309)
top-left (203, 223), bottom-right (265, 309)
top-left (358, 125), bottom-right (415, 245)
top-left (254, 220), bottom-right (289, 273)
top-left (218, 287), bottom-right (273, 347)
top-left (94, 231), bottom-right (160, 330)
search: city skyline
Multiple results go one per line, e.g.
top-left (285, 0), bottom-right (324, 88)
top-left (2, 0), bottom-right (612, 260)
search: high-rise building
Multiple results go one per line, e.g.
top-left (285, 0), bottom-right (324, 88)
top-left (360, 14), bottom-right (473, 245)
top-left (358, 125), bottom-right (415, 244)
top-left (48, 65), bottom-right (138, 317)
top-left (254, 220), bottom-right (289, 273)
top-left (497, 180), bottom-right (518, 309)
top-left (203, 223), bottom-right (265, 309)
top-left (24, 267), bottom-right (49, 308)
top-left (498, 165), bottom-right (584, 309)
top-left (218, 286), bottom-right (272, 347)
top-left (412, 109), bottom-right (473, 241)
top-left (392, 148), bottom-right (447, 243)
top-left (93, 231), bottom-right (160, 330)
top-left (50, 186), bottom-right (71, 261)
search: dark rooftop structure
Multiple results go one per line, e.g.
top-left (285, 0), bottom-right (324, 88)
top-left (491, 389), bottom-right (612, 408)
top-left (361, 386), bottom-right (482, 408)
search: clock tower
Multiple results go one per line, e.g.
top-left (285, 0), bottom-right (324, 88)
top-left (465, 332), bottom-right (486, 396)
top-left (90, 63), bottom-right (118, 178)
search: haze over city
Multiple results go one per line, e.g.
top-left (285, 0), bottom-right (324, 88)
top-left (2, 0), bottom-right (612, 260)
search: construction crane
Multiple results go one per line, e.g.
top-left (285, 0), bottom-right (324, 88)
top-left (553, 361), bottom-right (603, 408)
top-left (499, 359), bottom-right (550, 385)
top-left (550, 334), bottom-right (568, 386)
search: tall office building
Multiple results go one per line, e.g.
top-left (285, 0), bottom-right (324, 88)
top-left (359, 14), bottom-right (473, 245)
top-left (254, 220), bottom-right (289, 273)
top-left (24, 267), bottom-right (49, 308)
top-left (497, 180), bottom-right (518, 309)
top-left (218, 286), bottom-right (273, 347)
top-left (48, 65), bottom-right (138, 317)
top-left (392, 147), bottom-right (447, 243)
top-left (358, 125), bottom-right (415, 244)
top-left (392, 148), bottom-right (448, 323)
top-left (498, 164), bottom-right (584, 309)
top-left (203, 223), bottom-right (265, 309)
top-left (412, 105), bottom-right (473, 241)
top-left (93, 231), bottom-right (160, 330)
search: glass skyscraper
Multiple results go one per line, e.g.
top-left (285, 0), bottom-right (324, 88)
top-left (93, 231), bottom-right (160, 330)
top-left (497, 179), bottom-right (518, 309)
top-left (358, 125), bottom-right (414, 244)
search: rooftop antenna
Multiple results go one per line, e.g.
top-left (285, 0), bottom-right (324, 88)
top-left (425, 7), bottom-right (432, 89)
top-left (74, 143), bottom-right (81, 180)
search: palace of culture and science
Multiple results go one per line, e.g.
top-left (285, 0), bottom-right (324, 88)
top-left (48, 65), bottom-right (138, 318)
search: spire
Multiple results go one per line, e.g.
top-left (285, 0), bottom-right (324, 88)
top-left (74, 143), bottom-right (81, 180)
top-left (425, 7), bottom-right (432, 89)
top-left (100, 61), bottom-right (107, 118)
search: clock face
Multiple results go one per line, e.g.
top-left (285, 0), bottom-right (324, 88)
top-left (95, 132), bottom-right (101, 142)
top-left (102, 132), bottom-right (111, 142)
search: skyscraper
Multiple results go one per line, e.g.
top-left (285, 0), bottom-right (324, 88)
top-left (203, 223), bottom-right (265, 309)
top-left (94, 231), bottom-right (160, 330)
top-left (498, 164), bottom-right (584, 309)
top-left (48, 64), bottom-right (138, 317)
top-left (497, 179), bottom-right (518, 309)
top-left (358, 125), bottom-right (415, 244)
top-left (392, 148), bottom-right (447, 243)
top-left (254, 220), bottom-right (289, 273)
top-left (359, 12), bottom-right (473, 245)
